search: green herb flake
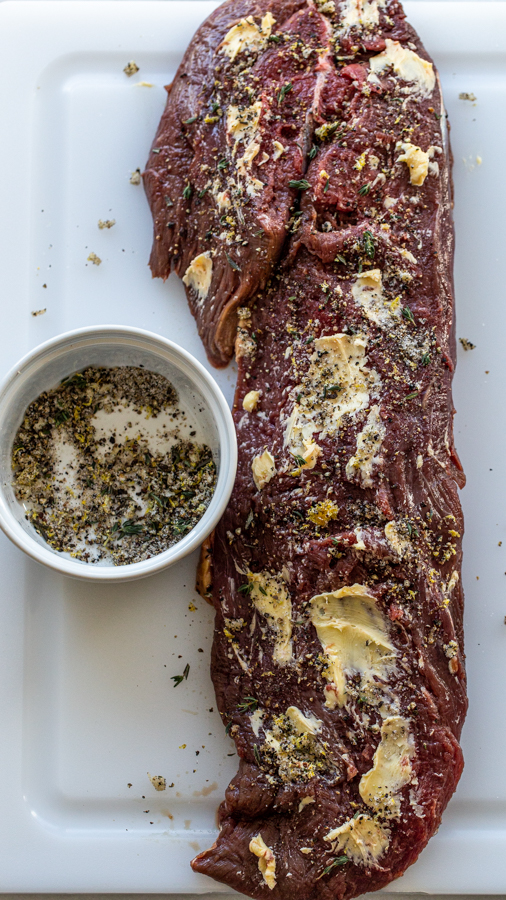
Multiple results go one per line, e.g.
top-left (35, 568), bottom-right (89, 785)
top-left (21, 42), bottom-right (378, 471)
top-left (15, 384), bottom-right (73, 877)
top-left (182, 184), bottom-right (192, 200)
top-left (308, 144), bottom-right (318, 160)
top-left (183, 116), bottom-right (198, 125)
top-left (318, 856), bottom-right (349, 879)
top-left (278, 82), bottom-right (293, 105)
top-left (289, 179), bottom-right (311, 191)
top-left (217, 158), bottom-right (229, 171)
top-left (362, 230), bottom-right (375, 259)
top-left (225, 252), bottom-right (241, 272)
top-left (358, 183), bottom-right (370, 196)
top-left (402, 306), bottom-right (416, 325)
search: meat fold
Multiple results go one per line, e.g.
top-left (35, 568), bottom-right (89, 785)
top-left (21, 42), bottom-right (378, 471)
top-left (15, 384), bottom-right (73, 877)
top-left (145, 0), bottom-right (467, 898)
top-left (144, 0), bottom-right (336, 366)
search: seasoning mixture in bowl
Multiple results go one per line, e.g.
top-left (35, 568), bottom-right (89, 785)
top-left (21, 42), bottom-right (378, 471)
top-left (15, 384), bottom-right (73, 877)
top-left (11, 366), bottom-right (217, 565)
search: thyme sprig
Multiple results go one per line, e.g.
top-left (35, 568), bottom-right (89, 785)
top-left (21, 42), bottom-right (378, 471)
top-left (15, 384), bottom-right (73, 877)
top-left (171, 662), bottom-right (190, 687)
top-left (237, 696), bottom-right (258, 712)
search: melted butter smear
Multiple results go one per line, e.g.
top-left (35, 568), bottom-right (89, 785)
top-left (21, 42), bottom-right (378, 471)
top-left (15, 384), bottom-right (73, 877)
top-left (248, 570), bottom-right (292, 664)
top-left (284, 333), bottom-right (379, 465)
top-left (325, 813), bottom-right (390, 865)
top-left (309, 584), bottom-right (396, 708)
top-left (219, 13), bottom-right (275, 61)
top-left (369, 39), bottom-right (435, 97)
top-left (359, 715), bottom-right (414, 816)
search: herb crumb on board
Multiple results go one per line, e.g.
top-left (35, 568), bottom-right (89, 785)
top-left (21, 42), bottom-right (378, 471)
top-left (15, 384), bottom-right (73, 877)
top-left (123, 60), bottom-right (139, 77)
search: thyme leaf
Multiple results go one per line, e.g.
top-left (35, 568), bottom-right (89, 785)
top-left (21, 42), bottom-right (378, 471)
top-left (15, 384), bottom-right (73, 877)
top-left (225, 252), bottom-right (241, 272)
top-left (289, 179), bottom-right (310, 190)
top-left (362, 230), bottom-right (375, 259)
top-left (278, 81), bottom-right (293, 104)
top-left (182, 184), bottom-right (192, 200)
top-left (116, 518), bottom-right (144, 538)
top-left (171, 663), bottom-right (190, 687)
top-left (318, 856), bottom-right (349, 879)
top-left (323, 383), bottom-right (342, 399)
top-left (402, 306), bottom-right (416, 325)
top-left (61, 372), bottom-right (86, 387)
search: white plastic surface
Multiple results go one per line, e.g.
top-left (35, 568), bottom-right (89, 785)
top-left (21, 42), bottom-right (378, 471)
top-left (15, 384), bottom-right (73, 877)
top-left (0, 0), bottom-right (504, 892)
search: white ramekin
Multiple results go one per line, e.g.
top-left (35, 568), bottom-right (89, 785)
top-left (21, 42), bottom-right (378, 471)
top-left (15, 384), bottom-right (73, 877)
top-left (0, 325), bottom-right (237, 582)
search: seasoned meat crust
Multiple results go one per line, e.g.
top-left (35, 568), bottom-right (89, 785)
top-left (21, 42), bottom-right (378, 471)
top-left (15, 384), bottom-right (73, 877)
top-left (145, 1), bottom-right (467, 898)
top-left (144, 0), bottom-right (323, 366)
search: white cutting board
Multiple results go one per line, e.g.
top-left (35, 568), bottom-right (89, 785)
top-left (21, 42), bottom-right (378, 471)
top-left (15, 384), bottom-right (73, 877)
top-left (0, 0), bottom-right (504, 892)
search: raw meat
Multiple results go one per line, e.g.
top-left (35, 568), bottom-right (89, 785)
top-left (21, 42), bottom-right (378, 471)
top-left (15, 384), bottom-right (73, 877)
top-left (144, 1), bottom-right (467, 897)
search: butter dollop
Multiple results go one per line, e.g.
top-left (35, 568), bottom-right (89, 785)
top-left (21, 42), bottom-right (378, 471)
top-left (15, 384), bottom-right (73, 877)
top-left (220, 13), bottom-right (275, 61)
top-left (182, 252), bottom-right (213, 303)
top-left (369, 39), bottom-right (435, 97)
top-left (252, 449), bottom-right (276, 490)
top-left (249, 833), bottom-right (277, 889)
top-left (324, 814), bottom-right (390, 865)
top-left (243, 390), bottom-right (261, 412)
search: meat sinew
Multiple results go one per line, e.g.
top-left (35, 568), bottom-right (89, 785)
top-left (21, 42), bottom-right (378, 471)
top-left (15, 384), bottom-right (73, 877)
top-left (145, 1), bottom-right (467, 898)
